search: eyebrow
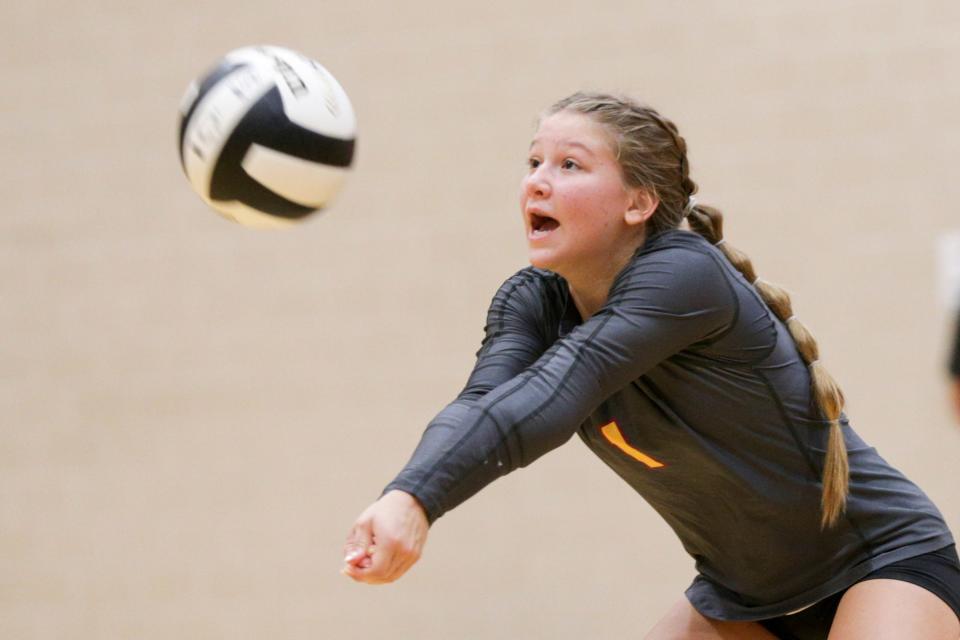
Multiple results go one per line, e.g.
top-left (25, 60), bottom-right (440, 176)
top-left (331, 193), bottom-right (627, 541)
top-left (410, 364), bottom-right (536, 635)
top-left (528, 139), bottom-right (597, 156)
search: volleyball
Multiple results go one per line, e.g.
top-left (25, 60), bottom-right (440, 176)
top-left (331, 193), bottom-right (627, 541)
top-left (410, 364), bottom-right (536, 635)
top-left (177, 46), bottom-right (356, 228)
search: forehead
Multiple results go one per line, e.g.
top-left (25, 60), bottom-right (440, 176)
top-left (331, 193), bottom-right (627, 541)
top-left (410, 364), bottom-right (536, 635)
top-left (530, 111), bottom-right (616, 154)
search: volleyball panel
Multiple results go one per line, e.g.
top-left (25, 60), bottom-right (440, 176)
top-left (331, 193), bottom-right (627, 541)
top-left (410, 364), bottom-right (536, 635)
top-left (180, 65), bottom-right (275, 201)
top-left (270, 49), bottom-right (357, 140)
top-left (242, 144), bottom-right (349, 208)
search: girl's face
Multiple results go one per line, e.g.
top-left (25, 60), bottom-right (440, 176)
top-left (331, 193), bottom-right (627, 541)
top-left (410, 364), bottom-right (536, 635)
top-left (521, 111), bottom-right (648, 279)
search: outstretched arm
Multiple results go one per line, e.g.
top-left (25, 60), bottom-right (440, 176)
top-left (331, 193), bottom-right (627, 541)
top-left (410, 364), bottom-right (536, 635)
top-left (342, 269), bottom-right (559, 583)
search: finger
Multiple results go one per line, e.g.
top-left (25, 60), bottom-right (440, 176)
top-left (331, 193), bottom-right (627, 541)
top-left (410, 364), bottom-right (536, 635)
top-left (384, 527), bottom-right (424, 580)
top-left (343, 521), bottom-right (374, 565)
top-left (389, 543), bottom-right (421, 581)
top-left (341, 550), bottom-right (391, 584)
top-left (341, 563), bottom-right (382, 583)
top-left (362, 537), bottom-right (395, 581)
top-left (380, 536), bottom-right (421, 583)
top-left (340, 537), bottom-right (393, 583)
top-left (349, 545), bottom-right (378, 565)
top-left (383, 543), bottom-right (407, 581)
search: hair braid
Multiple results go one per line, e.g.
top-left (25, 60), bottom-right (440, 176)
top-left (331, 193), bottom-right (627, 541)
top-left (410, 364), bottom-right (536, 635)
top-left (641, 107), bottom-right (698, 202)
top-left (688, 206), bottom-right (849, 528)
top-left (547, 92), bottom-right (850, 528)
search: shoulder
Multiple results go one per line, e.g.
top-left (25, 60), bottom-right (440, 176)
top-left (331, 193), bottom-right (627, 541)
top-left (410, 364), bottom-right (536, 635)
top-left (640, 228), bottom-right (724, 266)
top-left (609, 230), bottom-right (737, 310)
top-left (480, 267), bottom-right (571, 344)
top-left (618, 230), bottom-right (729, 282)
top-left (489, 266), bottom-right (567, 313)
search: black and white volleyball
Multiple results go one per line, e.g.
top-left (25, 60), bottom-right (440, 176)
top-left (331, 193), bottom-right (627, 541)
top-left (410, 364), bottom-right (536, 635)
top-left (178, 46), bottom-right (356, 228)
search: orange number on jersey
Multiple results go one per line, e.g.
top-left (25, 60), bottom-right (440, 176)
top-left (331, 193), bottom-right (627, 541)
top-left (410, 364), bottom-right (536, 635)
top-left (599, 421), bottom-right (665, 469)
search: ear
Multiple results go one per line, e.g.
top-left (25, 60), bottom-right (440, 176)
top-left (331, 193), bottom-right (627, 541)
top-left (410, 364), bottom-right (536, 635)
top-left (624, 188), bottom-right (659, 227)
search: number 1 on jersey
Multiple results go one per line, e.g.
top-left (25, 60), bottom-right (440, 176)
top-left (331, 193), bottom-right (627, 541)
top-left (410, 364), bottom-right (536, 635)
top-left (599, 421), bottom-right (665, 469)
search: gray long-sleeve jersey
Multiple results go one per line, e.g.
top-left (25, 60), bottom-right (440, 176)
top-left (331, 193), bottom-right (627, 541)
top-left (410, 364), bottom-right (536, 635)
top-left (384, 229), bottom-right (953, 620)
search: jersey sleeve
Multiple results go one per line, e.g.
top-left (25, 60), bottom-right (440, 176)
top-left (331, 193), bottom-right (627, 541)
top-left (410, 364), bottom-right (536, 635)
top-left (382, 268), bottom-right (557, 507)
top-left (386, 246), bottom-right (737, 524)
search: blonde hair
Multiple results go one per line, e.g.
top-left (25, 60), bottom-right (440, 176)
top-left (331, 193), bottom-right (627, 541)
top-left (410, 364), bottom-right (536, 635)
top-left (547, 92), bottom-right (849, 528)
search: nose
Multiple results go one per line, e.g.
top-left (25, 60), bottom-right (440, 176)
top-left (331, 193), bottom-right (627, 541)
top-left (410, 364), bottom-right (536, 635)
top-left (523, 165), bottom-right (551, 200)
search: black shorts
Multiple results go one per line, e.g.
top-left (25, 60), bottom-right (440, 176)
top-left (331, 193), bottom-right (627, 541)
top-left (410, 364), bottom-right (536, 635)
top-left (758, 545), bottom-right (960, 640)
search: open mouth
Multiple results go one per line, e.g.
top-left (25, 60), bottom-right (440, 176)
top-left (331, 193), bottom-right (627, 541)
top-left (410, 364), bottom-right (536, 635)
top-left (529, 212), bottom-right (559, 237)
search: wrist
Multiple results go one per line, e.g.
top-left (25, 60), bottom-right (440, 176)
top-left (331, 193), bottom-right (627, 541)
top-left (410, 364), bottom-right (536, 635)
top-left (384, 489), bottom-right (428, 520)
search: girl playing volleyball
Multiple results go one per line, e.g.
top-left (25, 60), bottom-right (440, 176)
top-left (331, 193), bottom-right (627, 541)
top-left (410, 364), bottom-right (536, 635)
top-left (342, 93), bottom-right (960, 639)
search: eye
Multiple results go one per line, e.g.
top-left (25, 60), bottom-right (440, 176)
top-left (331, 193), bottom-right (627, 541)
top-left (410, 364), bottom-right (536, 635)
top-left (527, 157), bottom-right (541, 169)
top-left (562, 158), bottom-right (580, 170)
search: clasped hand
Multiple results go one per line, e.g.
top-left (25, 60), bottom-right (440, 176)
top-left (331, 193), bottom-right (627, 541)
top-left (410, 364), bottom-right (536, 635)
top-left (341, 490), bottom-right (429, 584)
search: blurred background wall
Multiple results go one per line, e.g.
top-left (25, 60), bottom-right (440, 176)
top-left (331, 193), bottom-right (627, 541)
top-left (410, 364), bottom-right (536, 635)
top-left (3, 1), bottom-right (959, 637)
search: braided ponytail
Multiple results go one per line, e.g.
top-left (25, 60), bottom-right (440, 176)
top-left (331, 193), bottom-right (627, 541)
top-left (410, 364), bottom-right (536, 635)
top-left (689, 206), bottom-right (848, 529)
top-left (547, 92), bottom-right (850, 528)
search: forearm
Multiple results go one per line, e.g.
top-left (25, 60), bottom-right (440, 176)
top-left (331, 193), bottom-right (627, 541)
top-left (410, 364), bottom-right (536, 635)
top-left (386, 354), bottom-right (603, 522)
top-left (383, 397), bottom-right (478, 522)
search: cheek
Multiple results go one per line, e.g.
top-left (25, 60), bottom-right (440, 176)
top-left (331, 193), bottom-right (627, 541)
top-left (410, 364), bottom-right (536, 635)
top-left (569, 177), bottom-right (619, 208)
top-left (568, 193), bottom-right (628, 238)
top-left (591, 185), bottom-right (631, 221)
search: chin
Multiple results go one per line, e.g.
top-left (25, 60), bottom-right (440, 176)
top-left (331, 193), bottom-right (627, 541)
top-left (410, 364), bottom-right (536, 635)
top-left (527, 249), bottom-right (550, 269)
top-left (527, 249), bottom-right (564, 274)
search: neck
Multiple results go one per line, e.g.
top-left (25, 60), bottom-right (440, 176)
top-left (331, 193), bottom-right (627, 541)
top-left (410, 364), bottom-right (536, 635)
top-left (565, 234), bottom-right (648, 320)
top-left (568, 282), bottom-right (610, 321)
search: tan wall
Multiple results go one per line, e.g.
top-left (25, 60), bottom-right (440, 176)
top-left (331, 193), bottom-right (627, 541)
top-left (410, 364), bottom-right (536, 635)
top-left (3, 1), bottom-right (960, 637)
